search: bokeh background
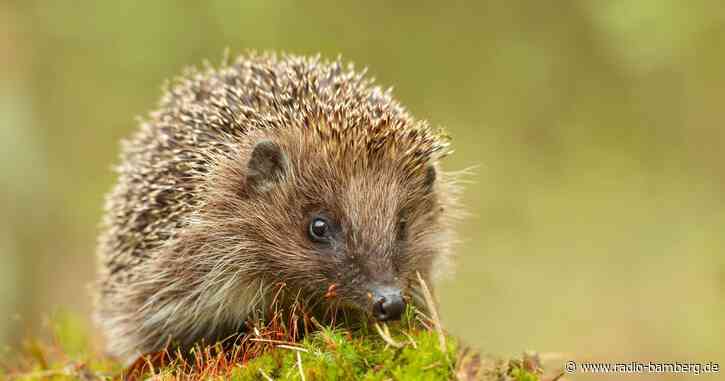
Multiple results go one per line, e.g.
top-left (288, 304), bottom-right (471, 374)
top-left (2, 1), bottom-right (724, 379)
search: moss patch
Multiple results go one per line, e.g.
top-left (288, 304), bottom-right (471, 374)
top-left (3, 309), bottom-right (549, 381)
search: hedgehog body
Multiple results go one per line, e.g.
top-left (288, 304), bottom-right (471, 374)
top-left (96, 53), bottom-right (459, 363)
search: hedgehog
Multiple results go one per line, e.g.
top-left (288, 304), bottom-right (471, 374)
top-left (95, 53), bottom-right (461, 363)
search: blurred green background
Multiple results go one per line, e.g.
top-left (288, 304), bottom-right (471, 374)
top-left (1, 0), bottom-right (724, 377)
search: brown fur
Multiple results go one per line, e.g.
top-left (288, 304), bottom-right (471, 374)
top-left (95, 53), bottom-right (462, 363)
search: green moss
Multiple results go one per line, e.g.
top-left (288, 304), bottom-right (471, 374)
top-left (228, 326), bottom-right (457, 381)
top-left (3, 309), bottom-right (545, 381)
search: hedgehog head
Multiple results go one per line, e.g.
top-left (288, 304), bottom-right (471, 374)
top-left (198, 111), bottom-right (454, 321)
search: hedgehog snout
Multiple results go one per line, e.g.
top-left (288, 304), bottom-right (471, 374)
top-left (370, 286), bottom-right (405, 321)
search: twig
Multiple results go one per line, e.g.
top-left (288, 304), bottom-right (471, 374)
top-left (374, 323), bottom-right (404, 349)
top-left (296, 351), bottom-right (306, 381)
top-left (249, 338), bottom-right (297, 345)
top-left (258, 368), bottom-right (274, 381)
top-left (422, 361), bottom-right (441, 370)
top-left (416, 271), bottom-right (446, 352)
top-left (277, 344), bottom-right (308, 352)
top-left (400, 330), bottom-right (418, 349)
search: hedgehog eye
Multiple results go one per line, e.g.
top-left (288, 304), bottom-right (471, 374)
top-left (308, 217), bottom-right (332, 243)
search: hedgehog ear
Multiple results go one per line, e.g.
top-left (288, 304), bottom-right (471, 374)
top-left (423, 164), bottom-right (436, 193)
top-left (246, 140), bottom-right (288, 193)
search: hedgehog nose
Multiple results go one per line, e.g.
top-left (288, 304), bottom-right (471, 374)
top-left (371, 287), bottom-right (405, 321)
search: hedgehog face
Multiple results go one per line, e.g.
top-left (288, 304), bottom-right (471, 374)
top-left (227, 129), bottom-right (446, 322)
